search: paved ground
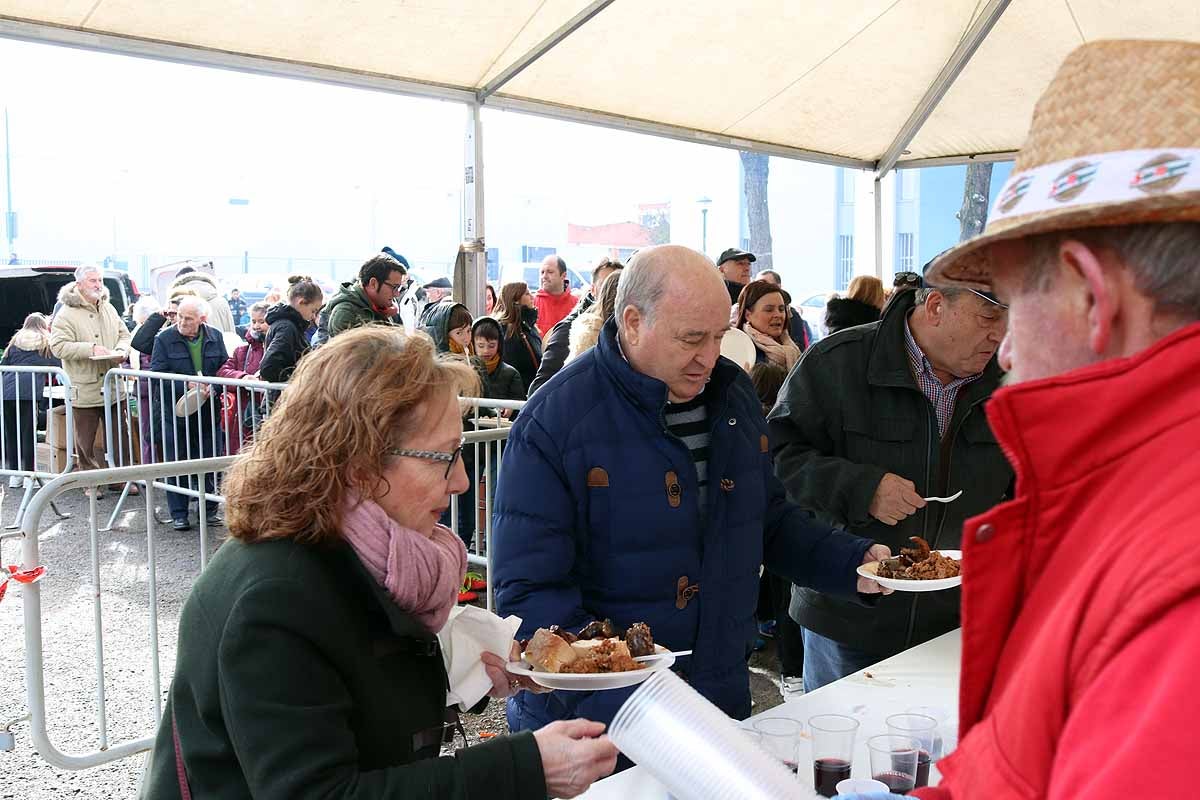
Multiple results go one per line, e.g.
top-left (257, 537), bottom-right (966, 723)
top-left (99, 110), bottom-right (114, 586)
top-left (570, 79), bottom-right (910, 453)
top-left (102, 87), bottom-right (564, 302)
top-left (0, 480), bottom-right (786, 798)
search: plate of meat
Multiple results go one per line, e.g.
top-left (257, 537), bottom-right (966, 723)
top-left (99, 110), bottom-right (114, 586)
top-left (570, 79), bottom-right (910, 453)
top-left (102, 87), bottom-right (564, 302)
top-left (857, 537), bottom-right (962, 592)
top-left (507, 620), bottom-right (675, 690)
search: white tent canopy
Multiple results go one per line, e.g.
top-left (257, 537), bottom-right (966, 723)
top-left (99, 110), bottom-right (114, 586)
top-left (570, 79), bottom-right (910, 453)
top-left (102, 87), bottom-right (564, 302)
top-left (4, 1), bottom-right (1198, 171)
top-left (2, 1), bottom-right (1197, 287)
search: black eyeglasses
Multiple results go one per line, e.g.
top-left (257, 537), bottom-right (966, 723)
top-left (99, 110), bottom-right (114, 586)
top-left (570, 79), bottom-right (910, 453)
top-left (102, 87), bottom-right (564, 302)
top-left (380, 278), bottom-right (407, 293)
top-left (388, 440), bottom-right (465, 480)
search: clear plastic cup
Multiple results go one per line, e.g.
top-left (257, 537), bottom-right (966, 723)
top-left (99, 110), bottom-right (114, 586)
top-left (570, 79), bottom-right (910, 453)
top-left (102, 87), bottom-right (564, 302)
top-left (867, 734), bottom-right (920, 795)
top-left (885, 713), bottom-right (937, 787)
top-left (751, 716), bottom-right (802, 773)
top-left (610, 669), bottom-right (804, 800)
top-left (808, 715), bottom-right (859, 798)
top-left (906, 705), bottom-right (955, 758)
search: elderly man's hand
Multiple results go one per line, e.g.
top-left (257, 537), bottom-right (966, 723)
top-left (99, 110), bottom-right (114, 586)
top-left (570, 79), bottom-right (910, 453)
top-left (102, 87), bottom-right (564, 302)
top-left (868, 473), bottom-right (926, 526)
top-left (857, 544), bottom-right (895, 595)
top-left (91, 345), bottom-right (113, 357)
top-left (533, 719), bottom-right (620, 798)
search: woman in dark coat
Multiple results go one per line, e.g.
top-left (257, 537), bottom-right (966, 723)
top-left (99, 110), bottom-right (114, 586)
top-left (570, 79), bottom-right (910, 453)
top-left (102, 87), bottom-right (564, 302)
top-left (148, 326), bottom-right (617, 799)
top-left (259, 276), bottom-right (324, 384)
top-left (2, 313), bottom-right (60, 484)
top-left (824, 275), bottom-right (885, 335)
top-left (494, 282), bottom-right (542, 392)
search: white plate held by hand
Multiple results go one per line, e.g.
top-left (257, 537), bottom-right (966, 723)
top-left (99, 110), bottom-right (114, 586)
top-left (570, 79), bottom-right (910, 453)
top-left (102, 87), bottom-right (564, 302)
top-left (857, 550), bottom-right (963, 592)
top-left (506, 645), bottom-right (676, 691)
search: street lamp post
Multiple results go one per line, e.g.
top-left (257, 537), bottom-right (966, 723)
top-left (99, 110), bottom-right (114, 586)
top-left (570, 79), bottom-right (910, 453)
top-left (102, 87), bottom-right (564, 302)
top-left (697, 196), bottom-right (712, 255)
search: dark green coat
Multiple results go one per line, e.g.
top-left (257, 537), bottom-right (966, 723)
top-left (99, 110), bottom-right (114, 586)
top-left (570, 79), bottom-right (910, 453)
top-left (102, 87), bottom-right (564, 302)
top-left (767, 290), bottom-right (1013, 655)
top-left (147, 537), bottom-right (545, 799)
top-left (316, 281), bottom-right (396, 346)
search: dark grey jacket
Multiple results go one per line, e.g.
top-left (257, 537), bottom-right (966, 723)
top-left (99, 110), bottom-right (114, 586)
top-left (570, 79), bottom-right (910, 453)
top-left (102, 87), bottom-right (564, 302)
top-left (767, 290), bottom-right (1013, 655)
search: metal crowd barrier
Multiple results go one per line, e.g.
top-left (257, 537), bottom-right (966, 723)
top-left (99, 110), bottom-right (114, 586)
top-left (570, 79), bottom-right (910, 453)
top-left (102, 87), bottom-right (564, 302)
top-left (16, 458), bottom-right (233, 773)
top-left (454, 398), bottom-right (525, 610)
top-left (0, 365), bottom-right (76, 530)
top-left (100, 368), bottom-right (286, 533)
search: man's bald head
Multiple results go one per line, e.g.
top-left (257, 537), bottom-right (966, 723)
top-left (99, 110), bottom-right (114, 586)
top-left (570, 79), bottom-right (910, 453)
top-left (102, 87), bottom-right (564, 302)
top-left (616, 245), bottom-right (732, 402)
top-left (616, 245), bottom-right (727, 331)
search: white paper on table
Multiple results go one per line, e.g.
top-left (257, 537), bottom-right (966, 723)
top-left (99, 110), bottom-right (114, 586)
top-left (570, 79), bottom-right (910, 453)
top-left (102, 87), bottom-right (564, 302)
top-left (436, 605), bottom-right (523, 712)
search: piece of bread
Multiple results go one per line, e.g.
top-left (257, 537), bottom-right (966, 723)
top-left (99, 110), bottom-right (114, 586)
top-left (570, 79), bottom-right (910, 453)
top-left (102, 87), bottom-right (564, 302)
top-left (526, 628), bottom-right (578, 673)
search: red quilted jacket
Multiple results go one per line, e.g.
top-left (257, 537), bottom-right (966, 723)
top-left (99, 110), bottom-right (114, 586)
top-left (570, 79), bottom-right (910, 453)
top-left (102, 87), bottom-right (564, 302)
top-left (917, 322), bottom-right (1200, 799)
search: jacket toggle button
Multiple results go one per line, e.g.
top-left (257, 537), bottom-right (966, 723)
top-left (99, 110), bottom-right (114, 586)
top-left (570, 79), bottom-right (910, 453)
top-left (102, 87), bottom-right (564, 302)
top-left (975, 523), bottom-right (995, 543)
top-left (675, 576), bottom-right (700, 609)
top-left (728, 418), bottom-right (737, 426)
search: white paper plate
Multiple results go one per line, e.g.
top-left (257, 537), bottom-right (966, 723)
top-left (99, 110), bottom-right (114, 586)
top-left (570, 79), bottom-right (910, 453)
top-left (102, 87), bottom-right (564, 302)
top-left (857, 550), bottom-right (963, 592)
top-left (720, 327), bottom-right (757, 373)
top-left (507, 644), bottom-right (676, 691)
top-left (174, 387), bottom-right (210, 417)
top-left (88, 351), bottom-right (127, 361)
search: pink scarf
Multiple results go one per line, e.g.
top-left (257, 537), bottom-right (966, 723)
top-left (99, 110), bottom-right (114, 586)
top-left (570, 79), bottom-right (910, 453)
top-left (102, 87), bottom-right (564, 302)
top-left (743, 321), bottom-right (801, 371)
top-left (340, 494), bottom-right (467, 633)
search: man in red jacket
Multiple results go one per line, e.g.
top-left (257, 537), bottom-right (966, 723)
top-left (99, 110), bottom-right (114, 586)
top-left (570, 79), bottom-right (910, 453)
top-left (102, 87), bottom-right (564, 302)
top-left (532, 254), bottom-right (579, 335)
top-left (838, 39), bottom-right (1200, 800)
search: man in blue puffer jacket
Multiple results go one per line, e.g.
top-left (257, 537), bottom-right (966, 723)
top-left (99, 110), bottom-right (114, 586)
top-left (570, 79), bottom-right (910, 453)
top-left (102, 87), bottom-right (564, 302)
top-left (495, 245), bottom-right (891, 737)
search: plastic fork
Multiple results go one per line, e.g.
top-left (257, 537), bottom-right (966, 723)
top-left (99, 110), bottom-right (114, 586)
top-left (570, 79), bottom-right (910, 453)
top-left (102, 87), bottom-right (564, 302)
top-left (923, 490), bottom-right (963, 503)
top-left (634, 650), bottom-right (692, 662)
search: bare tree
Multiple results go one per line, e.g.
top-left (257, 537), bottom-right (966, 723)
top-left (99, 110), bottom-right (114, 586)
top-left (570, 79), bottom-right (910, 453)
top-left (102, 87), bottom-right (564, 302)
top-left (957, 162), bottom-right (994, 241)
top-left (739, 151), bottom-right (773, 269)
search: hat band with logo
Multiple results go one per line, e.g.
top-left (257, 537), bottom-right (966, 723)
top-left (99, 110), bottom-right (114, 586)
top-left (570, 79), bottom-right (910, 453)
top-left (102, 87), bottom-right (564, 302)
top-left (992, 147), bottom-right (1198, 223)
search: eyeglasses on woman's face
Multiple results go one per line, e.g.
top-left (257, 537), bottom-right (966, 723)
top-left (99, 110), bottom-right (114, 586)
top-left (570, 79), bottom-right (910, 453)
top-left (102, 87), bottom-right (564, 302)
top-left (387, 439), bottom-right (465, 480)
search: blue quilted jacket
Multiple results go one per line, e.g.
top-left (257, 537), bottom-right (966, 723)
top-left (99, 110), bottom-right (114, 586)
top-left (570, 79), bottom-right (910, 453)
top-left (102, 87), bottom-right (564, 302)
top-left (494, 318), bottom-right (872, 729)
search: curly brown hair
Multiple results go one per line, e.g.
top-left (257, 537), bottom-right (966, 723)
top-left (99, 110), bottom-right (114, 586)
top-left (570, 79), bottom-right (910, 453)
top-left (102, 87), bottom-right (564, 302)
top-left (223, 325), bottom-right (477, 546)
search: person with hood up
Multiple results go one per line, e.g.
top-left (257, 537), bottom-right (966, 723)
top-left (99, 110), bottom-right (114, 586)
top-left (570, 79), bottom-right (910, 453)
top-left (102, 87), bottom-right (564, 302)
top-left (259, 277), bottom-right (324, 384)
top-left (824, 275), bottom-right (885, 335)
top-left (217, 301), bottom-right (270, 454)
top-left (313, 253), bottom-right (406, 346)
top-left (421, 300), bottom-right (473, 356)
top-left (168, 266), bottom-right (237, 334)
top-left (471, 317), bottom-right (525, 403)
top-left (735, 280), bottom-right (802, 372)
top-left (2, 313), bottom-right (60, 488)
top-left (494, 282), bottom-right (542, 392)
top-left (564, 270), bottom-right (621, 364)
top-left (49, 265), bottom-right (133, 489)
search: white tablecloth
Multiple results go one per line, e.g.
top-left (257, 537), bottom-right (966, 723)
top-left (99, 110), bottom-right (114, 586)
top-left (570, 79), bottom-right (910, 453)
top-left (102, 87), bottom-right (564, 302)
top-left (578, 629), bottom-right (962, 799)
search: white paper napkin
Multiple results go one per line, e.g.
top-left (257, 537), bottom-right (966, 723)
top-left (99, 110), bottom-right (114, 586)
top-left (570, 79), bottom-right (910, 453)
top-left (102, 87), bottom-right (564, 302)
top-left (436, 605), bottom-right (523, 711)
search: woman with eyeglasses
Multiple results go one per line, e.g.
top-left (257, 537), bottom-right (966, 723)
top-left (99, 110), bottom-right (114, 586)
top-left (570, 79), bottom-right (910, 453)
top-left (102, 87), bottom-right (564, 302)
top-left (148, 325), bottom-right (618, 799)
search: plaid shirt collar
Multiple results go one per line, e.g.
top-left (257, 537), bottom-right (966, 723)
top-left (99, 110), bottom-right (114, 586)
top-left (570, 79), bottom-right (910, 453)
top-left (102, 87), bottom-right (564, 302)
top-left (903, 314), bottom-right (981, 438)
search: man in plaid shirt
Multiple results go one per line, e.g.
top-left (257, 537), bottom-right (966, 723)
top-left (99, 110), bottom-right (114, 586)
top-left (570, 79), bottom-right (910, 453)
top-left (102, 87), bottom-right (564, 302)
top-left (768, 283), bottom-right (1013, 690)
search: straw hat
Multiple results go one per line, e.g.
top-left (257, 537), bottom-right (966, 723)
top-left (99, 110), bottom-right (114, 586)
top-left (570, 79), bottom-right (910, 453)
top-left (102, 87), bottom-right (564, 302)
top-left (926, 39), bottom-right (1200, 289)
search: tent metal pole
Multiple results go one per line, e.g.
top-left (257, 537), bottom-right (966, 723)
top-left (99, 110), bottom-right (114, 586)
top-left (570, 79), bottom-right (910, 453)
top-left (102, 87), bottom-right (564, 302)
top-left (875, 0), bottom-right (1011, 180)
top-left (476, 0), bottom-right (617, 102)
top-left (874, 177), bottom-right (884, 279)
top-left (485, 95), bottom-right (873, 169)
top-left (895, 151), bottom-right (1017, 169)
top-left (462, 103), bottom-right (487, 317)
top-left (0, 17), bottom-right (476, 104)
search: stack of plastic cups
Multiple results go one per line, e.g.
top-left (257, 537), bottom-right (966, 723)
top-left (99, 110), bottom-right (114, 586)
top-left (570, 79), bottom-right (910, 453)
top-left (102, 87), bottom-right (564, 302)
top-left (610, 670), bottom-right (816, 800)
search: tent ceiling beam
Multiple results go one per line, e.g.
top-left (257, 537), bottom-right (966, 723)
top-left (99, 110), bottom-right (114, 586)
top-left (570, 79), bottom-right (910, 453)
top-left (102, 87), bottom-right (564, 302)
top-left (476, 0), bottom-right (617, 102)
top-left (0, 16), bottom-right (477, 104)
top-left (894, 151), bottom-right (1018, 169)
top-left (487, 94), bottom-right (875, 169)
top-left (874, 0), bottom-right (1012, 180)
